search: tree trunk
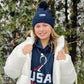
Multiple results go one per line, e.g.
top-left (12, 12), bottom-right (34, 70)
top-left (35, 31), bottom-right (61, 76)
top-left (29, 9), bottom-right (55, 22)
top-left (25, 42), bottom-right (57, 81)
top-left (67, 0), bottom-right (78, 62)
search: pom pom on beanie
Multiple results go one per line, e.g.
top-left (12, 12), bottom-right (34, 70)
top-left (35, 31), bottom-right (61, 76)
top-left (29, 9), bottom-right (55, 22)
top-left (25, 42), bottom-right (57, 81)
top-left (39, 1), bottom-right (48, 9)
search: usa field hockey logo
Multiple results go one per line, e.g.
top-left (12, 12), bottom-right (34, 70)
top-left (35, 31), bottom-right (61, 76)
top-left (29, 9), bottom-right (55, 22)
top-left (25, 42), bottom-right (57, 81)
top-left (31, 53), bottom-right (52, 84)
top-left (33, 53), bottom-right (47, 72)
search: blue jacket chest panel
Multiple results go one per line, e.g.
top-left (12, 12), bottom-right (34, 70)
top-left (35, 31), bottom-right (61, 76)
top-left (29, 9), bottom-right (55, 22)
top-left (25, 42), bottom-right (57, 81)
top-left (31, 39), bottom-right (54, 84)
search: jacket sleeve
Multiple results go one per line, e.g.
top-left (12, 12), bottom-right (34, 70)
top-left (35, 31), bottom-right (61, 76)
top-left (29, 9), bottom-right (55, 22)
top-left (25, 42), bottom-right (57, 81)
top-left (4, 37), bottom-right (33, 79)
top-left (60, 54), bottom-right (77, 84)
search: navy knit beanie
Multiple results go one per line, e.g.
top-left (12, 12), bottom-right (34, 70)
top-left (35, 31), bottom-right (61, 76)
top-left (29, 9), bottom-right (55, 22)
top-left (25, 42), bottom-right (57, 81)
top-left (32, 1), bottom-right (54, 28)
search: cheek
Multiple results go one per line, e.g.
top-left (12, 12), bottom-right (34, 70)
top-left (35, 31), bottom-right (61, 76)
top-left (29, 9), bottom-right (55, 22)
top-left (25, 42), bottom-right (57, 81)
top-left (34, 28), bottom-right (39, 35)
top-left (46, 28), bottom-right (51, 35)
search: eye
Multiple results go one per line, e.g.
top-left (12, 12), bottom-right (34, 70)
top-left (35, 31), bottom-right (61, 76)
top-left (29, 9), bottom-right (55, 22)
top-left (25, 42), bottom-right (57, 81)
top-left (36, 25), bottom-right (40, 28)
top-left (43, 24), bottom-right (48, 27)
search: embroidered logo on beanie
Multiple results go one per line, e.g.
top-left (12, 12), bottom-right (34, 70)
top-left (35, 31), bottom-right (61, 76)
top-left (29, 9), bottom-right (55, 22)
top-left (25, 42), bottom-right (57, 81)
top-left (39, 14), bottom-right (46, 17)
top-left (32, 1), bottom-right (54, 28)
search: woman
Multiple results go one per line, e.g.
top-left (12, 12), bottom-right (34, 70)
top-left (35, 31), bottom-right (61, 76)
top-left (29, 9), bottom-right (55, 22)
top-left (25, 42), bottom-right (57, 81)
top-left (4, 1), bottom-right (77, 84)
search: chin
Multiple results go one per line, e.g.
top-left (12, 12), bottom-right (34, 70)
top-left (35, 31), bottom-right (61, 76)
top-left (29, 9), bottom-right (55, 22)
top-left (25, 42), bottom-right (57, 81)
top-left (39, 36), bottom-right (49, 40)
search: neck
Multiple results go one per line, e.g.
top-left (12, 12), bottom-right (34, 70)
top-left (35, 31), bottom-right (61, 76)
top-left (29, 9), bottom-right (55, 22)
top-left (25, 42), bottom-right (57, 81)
top-left (40, 38), bottom-right (50, 48)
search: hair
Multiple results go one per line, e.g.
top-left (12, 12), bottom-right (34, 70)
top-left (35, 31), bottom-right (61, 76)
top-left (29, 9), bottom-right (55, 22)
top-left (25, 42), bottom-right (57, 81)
top-left (26, 28), bottom-right (69, 54)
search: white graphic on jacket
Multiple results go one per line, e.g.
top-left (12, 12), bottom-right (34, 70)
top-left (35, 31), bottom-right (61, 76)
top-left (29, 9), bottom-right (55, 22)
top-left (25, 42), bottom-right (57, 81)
top-left (31, 53), bottom-right (52, 84)
top-left (34, 53), bottom-right (47, 72)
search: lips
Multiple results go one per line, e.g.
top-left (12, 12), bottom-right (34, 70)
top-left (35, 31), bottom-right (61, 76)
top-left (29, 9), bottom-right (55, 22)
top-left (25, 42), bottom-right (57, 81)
top-left (39, 32), bottom-right (47, 37)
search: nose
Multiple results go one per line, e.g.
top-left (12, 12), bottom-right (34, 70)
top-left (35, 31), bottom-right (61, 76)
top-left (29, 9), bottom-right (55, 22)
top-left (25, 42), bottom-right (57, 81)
top-left (39, 26), bottom-right (44, 31)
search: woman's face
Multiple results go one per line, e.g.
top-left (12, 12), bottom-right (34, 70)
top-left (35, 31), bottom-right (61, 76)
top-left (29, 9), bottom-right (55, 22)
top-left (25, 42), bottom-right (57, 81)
top-left (34, 23), bottom-right (51, 40)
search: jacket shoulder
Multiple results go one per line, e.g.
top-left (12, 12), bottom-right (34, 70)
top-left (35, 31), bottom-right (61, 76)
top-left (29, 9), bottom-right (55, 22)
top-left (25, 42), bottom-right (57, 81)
top-left (16, 37), bottom-right (34, 49)
top-left (57, 35), bottom-right (65, 48)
